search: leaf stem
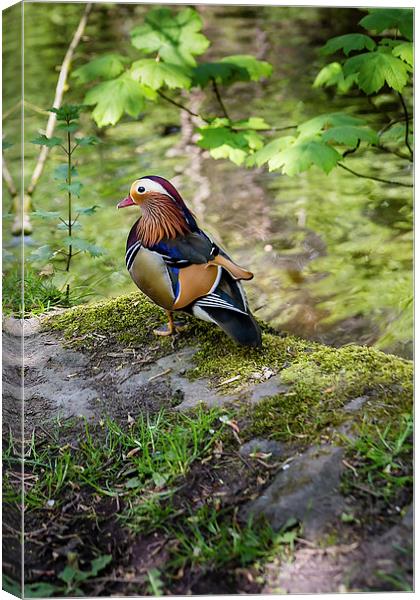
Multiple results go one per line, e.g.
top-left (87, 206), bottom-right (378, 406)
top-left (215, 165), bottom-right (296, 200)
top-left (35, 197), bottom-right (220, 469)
top-left (157, 90), bottom-right (209, 122)
top-left (337, 162), bottom-right (412, 188)
top-left (397, 92), bottom-right (413, 158)
top-left (342, 139), bottom-right (361, 158)
top-left (211, 78), bottom-right (230, 120)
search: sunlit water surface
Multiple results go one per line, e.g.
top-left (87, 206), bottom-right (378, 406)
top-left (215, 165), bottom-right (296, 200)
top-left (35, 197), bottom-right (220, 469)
top-left (3, 3), bottom-right (413, 357)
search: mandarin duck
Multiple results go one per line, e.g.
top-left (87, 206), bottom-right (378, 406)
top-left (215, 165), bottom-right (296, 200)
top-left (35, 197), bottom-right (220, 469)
top-left (117, 176), bottom-right (262, 347)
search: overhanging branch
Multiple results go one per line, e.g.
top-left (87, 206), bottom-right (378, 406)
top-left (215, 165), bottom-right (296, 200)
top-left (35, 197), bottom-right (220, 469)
top-left (338, 162), bottom-right (413, 188)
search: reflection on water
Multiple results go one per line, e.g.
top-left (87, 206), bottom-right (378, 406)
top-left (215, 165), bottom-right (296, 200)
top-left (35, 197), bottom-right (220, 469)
top-left (2, 3), bottom-right (413, 358)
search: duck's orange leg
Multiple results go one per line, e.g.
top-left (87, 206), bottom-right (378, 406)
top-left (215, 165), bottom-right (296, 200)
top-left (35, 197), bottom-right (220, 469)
top-left (153, 311), bottom-right (187, 337)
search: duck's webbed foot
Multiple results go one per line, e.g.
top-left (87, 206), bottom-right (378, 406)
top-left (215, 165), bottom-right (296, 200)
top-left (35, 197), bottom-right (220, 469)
top-left (153, 311), bottom-right (188, 337)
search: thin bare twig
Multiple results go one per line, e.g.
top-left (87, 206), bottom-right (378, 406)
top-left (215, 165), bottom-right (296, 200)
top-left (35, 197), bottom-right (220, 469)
top-left (338, 162), bottom-right (413, 188)
top-left (27, 2), bottom-right (93, 197)
top-left (397, 92), bottom-right (413, 159)
top-left (2, 101), bottom-right (21, 121)
top-left (2, 3), bottom-right (93, 235)
top-left (375, 142), bottom-right (412, 162)
top-left (147, 368), bottom-right (172, 382)
top-left (2, 154), bottom-right (17, 198)
top-left (23, 100), bottom-right (49, 116)
top-left (378, 114), bottom-right (413, 137)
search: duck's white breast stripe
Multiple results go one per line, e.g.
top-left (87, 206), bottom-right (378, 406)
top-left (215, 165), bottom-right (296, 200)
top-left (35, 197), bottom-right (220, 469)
top-left (126, 241), bottom-right (142, 269)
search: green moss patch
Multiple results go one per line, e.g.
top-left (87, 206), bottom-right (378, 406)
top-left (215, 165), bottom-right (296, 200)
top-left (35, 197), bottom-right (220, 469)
top-left (46, 292), bottom-right (168, 348)
top-left (241, 344), bottom-right (412, 443)
top-left (187, 328), bottom-right (313, 385)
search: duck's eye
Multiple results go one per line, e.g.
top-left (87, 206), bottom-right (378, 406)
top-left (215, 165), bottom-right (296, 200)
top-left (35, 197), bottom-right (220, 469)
top-left (138, 186), bottom-right (146, 193)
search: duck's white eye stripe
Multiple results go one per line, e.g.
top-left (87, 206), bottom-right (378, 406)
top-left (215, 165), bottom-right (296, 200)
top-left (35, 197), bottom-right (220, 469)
top-left (136, 178), bottom-right (174, 198)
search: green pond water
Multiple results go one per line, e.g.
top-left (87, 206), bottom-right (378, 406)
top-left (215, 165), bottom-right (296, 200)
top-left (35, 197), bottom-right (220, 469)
top-left (3, 3), bottom-right (413, 357)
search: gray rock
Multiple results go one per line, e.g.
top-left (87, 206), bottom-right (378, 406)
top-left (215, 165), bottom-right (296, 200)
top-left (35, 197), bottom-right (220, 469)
top-left (239, 438), bottom-right (285, 458)
top-left (343, 395), bottom-right (369, 413)
top-left (243, 444), bottom-right (346, 538)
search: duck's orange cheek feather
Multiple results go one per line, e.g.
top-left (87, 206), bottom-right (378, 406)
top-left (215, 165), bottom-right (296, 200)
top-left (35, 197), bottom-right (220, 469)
top-left (129, 183), bottom-right (152, 205)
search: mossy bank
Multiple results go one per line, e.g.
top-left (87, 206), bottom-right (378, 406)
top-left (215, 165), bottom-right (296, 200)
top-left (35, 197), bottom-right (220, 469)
top-left (46, 291), bottom-right (413, 445)
top-left (2, 291), bottom-right (412, 595)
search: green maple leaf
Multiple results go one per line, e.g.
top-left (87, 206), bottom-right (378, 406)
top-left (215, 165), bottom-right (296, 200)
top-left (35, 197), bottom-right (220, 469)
top-left (130, 59), bottom-right (191, 90)
top-left (197, 123), bottom-right (263, 166)
top-left (322, 125), bottom-right (378, 147)
top-left (219, 55), bottom-right (272, 81)
top-left (84, 74), bottom-right (155, 126)
top-left (130, 8), bottom-right (209, 67)
top-left (313, 62), bottom-right (358, 93)
top-left (192, 55), bottom-right (272, 87)
top-left (344, 51), bottom-right (411, 94)
top-left (321, 33), bottom-right (376, 56)
top-left (72, 54), bottom-right (128, 84)
top-left (298, 112), bottom-right (365, 139)
top-left (233, 117), bottom-right (270, 130)
top-left (392, 42), bottom-right (413, 67)
top-left (192, 62), bottom-right (242, 87)
top-left (269, 139), bottom-right (341, 175)
top-left (360, 9), bottom-right (413, 41)
top-left (252, 136), bottom-right (295, 168)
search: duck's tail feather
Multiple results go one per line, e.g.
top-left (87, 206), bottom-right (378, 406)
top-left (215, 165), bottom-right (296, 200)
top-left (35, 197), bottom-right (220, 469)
top-left (192, 269), bottom-right (262, 347)
top-left (197, 305), bottom-right (262, 347)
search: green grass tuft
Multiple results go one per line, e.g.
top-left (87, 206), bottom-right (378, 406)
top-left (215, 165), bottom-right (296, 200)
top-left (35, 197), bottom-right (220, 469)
top-left (2, 266), bottom-right (68, 317)
top-left (4, 407), bottom-right (226, 511)
top-left (341, 413), bottom-right (413, 504)
top-left (4, 407), bottom-right (298, 595)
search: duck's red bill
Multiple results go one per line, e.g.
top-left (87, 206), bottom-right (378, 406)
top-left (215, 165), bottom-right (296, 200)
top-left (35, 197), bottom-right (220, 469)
top-left (117, 196), bottom-right (135, 208)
